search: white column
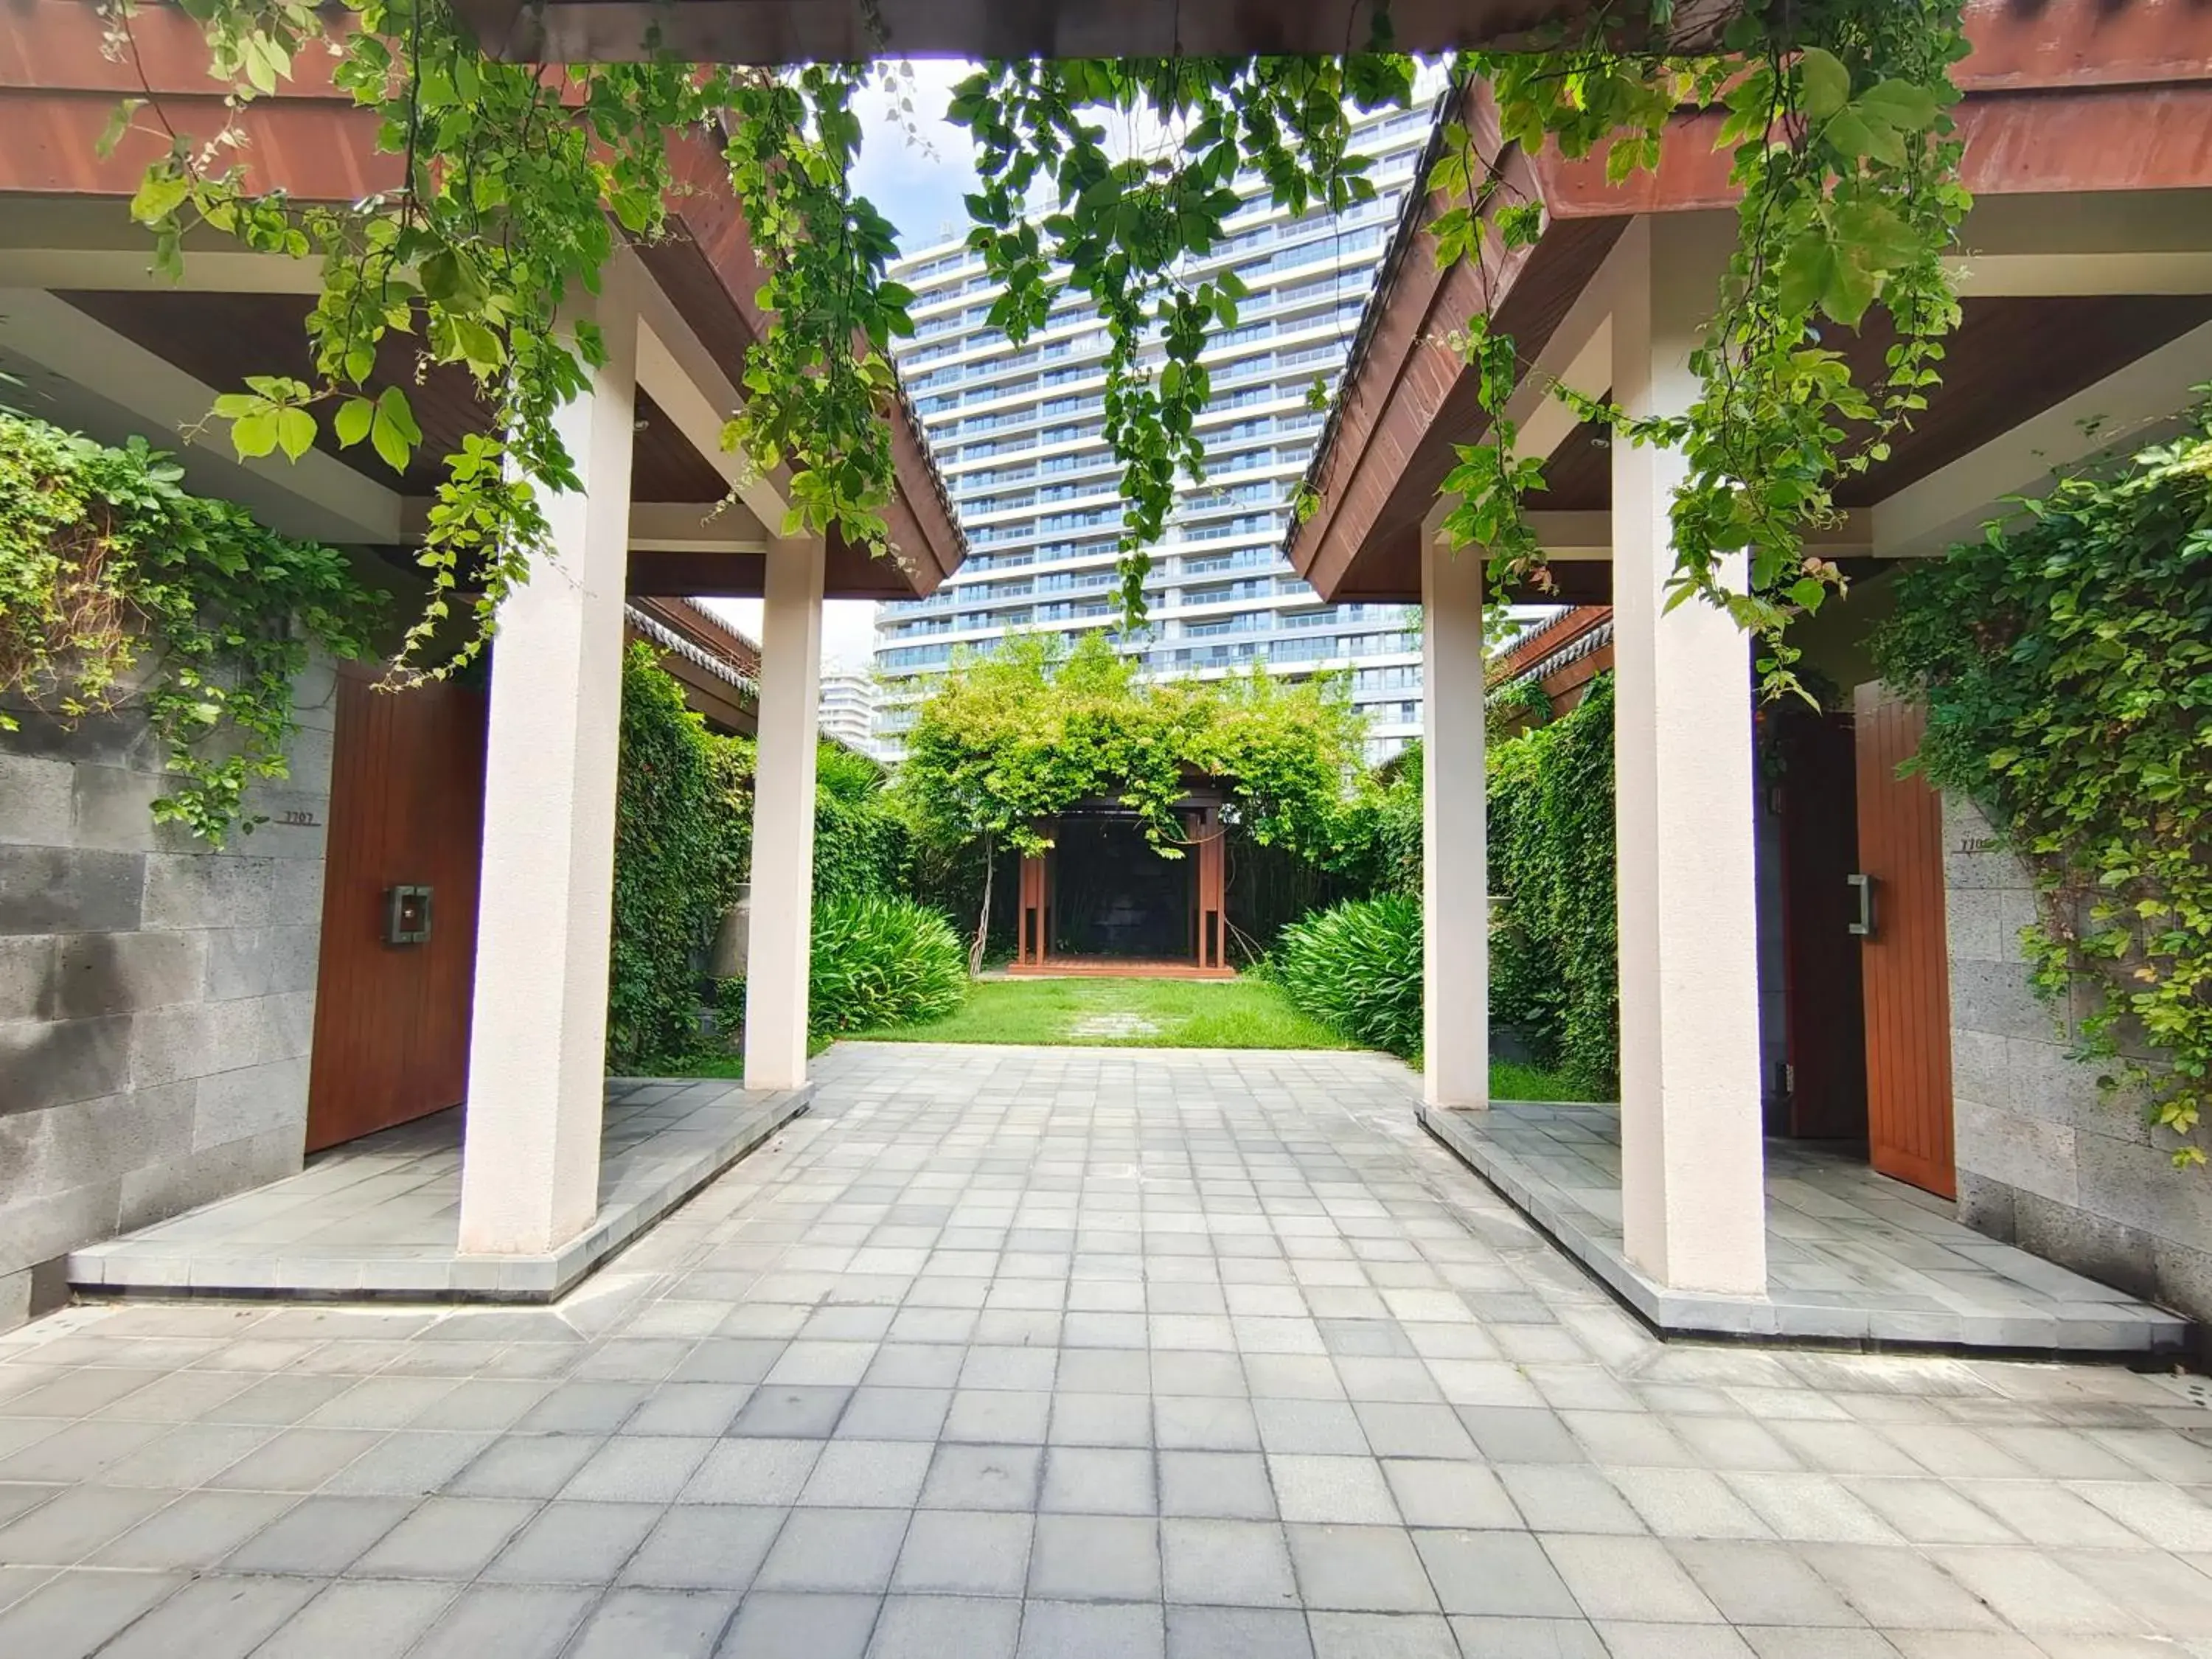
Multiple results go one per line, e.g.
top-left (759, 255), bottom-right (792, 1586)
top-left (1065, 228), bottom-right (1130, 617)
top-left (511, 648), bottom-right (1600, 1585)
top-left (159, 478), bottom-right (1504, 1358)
top-left (1610, 215), bottom-right (1768, 1295)
top-left (1422, 536), bottom-right (1488, 1109)
top-left (458, 259), bottom-right (639, 1256)
top-left (742, 537), bottom-right (826, 1091)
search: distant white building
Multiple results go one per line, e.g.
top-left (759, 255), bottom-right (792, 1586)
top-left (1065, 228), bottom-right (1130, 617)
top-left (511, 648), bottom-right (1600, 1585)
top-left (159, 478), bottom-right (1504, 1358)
top-left (876, 100), bottom-right (1436, 762)
top-left (818, 668), bottom-right (880, 757)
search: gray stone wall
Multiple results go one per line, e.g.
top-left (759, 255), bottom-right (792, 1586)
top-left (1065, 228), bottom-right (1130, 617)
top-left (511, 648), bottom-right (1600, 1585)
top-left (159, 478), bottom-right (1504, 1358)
top-left (1947, 795), bottom-right (2212, 1322)
top-left (0, 664), bottom-right (335, 1329)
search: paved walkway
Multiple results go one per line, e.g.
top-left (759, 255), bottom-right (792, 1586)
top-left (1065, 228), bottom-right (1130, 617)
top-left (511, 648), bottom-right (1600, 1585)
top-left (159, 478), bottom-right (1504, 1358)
top-left (3, 1043), bottom-right (2210, 1659)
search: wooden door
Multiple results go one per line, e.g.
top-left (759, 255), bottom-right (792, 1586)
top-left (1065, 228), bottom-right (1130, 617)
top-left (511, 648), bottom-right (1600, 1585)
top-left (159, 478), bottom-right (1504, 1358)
top-left (1853, 684), bottom-right (1955, 1197)
top-left (1774, 707), bottom-right (1868, 1139)
top-left (305, 670), bottom-right (489, 1152)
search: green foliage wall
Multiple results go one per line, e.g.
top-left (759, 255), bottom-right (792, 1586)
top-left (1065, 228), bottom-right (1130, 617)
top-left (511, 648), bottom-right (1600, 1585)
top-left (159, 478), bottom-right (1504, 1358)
top-left (1876, 417), bottom-right (2212, 1161)
top-left (608, 644), bottom-right (751, 1073)
top-left (812, 740), bottom-right (911, 903)
top-left (0, 410), bottom-right (382, 842)
top-left (1486, 674), bottom-right (1619, 1090)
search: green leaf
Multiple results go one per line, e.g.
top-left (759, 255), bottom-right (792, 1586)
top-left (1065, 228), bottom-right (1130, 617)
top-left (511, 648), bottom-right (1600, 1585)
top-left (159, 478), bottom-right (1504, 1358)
top-left (1825, 109), bottom-right (1906, 169)
top-left (369, 386), bottom-right (422, 473)
top-left (1798, 48), bottom-right (1850, 123)
top-left (96, 97), bottom-right (145, 161)
top-left (1857, 79), bottom-right (1942, 135)
top-left (274, 406), bottom-right (316, 462)
top-left (229, 411), bottom-right (279, 459)
top-left (130, 169), bottom-right (192, 226)
top-left (333, 396), bottom-right (374, 448)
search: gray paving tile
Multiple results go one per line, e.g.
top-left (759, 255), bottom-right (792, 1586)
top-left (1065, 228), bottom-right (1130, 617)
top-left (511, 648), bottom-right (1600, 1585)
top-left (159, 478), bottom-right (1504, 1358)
top-left (1284, 1523), bottom-right (1438, 1613)
top-left (351, 1495), bottom-right (540, 1578)
top-left (714, 1590), bottom-right (881, 1659)
top-left (894, 1508), bottom-right (1034, 1596)
top-left (1166, 1604), bottom-right (1312, 1659)
top-left (481, 1500), bottom-right (661, 1584)
top-left (92, 1489), bottom-right (294, 1570)
top-left (1306, 1611), bottom-right (1461, 1659)
top-left (97, 1573), bottom-right (318, 1659)
top-left (0, 1568), bottom-right (188, 1658)
top-left (1269, 1455), bottom-right (1398, 1525)
top-left (621, 1504), bottom-right (787, 1590)
top-left (1161, 1517), bottom-right (1298, 1606)
top-left (1444, 1615), bottom-right (1610, 1657)
top-left (1015, 1599), bottom-right (1165, 1659)
top-left (753, 1505), bottom-right (909, 1593)
top-left (1669, 1539), bottom-right (1868, 1627)
top-left (870, 1593), bottom-right (1021, 1659)
top-left (1541, 1533), bottom-right (1725, 1624)
top-left (254, 1578), bottom-right (458, 1659)
top-left (1042, 1444), bottom-right (1155, 1514)
top-left (0, 1482), bottom-right (172, 1566)
top-left (1028, 1512), bottom-right (1161, 1600)
top-left (921, 1441), bottom-right (1041, 1511)
top-left (226, 1493), bottom-right (412, 1573)
top-left (447, 1433), bottom-right (605, 1498)
top-left (566, 1587), bottom-right (739, 1658)
top-left (681, 1438), bottom-right (824, 1505)
top-left (406, 1584), bottom-right (597, 1659)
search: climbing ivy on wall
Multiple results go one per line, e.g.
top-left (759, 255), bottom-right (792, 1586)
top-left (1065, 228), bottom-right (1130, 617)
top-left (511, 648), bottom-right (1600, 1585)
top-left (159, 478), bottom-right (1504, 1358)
top-left (1875, 415), bottom-right (2212, 1165)
top-left (116, 0), bottom-right (1970, 688)
top-left (0, 408), bottom-right (381, 843)
top-left (1487, 673), bottom-right (1620, 1091)
top-left (608, 642), bottom-right (750, 1073)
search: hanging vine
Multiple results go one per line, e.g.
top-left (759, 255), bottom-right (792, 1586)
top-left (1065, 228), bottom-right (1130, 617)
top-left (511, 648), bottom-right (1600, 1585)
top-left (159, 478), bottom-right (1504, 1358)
top-left (1433, 0), bottom-right (1970, 695)
top-left (105, 0), bottom-right (1969, 691)
top-left (1875, 413), bottom-right (2212, 1165)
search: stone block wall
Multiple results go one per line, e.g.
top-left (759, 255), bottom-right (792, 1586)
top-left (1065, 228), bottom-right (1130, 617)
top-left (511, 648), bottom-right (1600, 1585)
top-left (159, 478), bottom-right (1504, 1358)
top-left (0, 664), bottom-right (336, 1329)
top-left (1946, 795), bottom-right (2212, 1322)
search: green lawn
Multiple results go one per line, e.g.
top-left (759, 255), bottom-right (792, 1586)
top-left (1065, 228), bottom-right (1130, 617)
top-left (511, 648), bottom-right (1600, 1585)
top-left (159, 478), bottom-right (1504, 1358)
top-left (846, 974), bottom-right (1352, 1050)
top-left (675, 975), bottom-right (1603, 1102)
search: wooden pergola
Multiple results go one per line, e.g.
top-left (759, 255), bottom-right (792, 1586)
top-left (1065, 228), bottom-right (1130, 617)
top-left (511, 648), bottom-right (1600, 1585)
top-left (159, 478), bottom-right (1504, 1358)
top-left (1012, 789), bottom-right (1232, 980)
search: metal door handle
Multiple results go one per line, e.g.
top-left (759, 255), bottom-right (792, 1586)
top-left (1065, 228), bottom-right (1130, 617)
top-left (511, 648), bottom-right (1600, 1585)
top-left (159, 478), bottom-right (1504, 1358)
top-left (1847, 873), bottom-right (1875, 938)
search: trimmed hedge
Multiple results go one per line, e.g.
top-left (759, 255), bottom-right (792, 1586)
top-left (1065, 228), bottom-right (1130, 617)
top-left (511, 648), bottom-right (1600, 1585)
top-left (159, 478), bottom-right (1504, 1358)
top-left (1274, 893), bottom-right (1424, 1059)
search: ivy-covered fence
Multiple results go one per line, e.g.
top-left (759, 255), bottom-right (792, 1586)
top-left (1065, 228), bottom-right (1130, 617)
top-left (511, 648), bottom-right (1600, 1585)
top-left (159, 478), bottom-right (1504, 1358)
top-left (607, 643), bottom-right (751, 1074)
top-left (609, 647), bottom-right (920, 1072)
top-left (1876, 416), bottom-right (2212, 1163)
top-left (1486, 675), bottom-right (1620, 1091)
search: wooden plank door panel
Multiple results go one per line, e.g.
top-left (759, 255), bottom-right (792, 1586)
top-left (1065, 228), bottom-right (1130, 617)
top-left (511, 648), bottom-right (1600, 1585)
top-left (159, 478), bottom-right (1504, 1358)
top-left (305, 672), bottom-right (487, 1152)
top-left (1854, 684), bottom-right (1955, 1198)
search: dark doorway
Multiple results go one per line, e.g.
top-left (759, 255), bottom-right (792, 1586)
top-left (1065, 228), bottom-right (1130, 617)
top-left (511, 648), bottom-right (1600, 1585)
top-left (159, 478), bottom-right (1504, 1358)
top-left (1053, 815), bottom-right (1191, 959)
top-left (1772, 703), bottom-right (1869, 1141)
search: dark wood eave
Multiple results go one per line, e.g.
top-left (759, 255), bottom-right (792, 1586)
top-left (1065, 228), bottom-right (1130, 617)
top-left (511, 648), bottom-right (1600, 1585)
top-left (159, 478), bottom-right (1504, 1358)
top-left (1284, 0), bottom-right (2212, 605)
top-left (450, 0), bottom-right (1739, 63)
top-left (0, 0), bottom-right (964, 601)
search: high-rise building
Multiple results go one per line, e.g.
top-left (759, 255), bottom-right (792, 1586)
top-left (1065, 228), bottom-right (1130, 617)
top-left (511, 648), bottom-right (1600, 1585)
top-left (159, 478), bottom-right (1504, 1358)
top-left (874, 102), bottom-right (1436, 762)
top-left (818, 668), bottom-right (880, 757)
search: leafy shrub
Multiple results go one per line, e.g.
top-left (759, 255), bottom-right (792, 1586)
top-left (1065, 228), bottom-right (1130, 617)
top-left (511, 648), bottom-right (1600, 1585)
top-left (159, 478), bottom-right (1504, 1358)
top-left (804, 893), bottom-right (969, 1036)
top-left (1275, 894), bottom-right (1424, 1059)
top-left (608, 644), bottom-right (749, 1072)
